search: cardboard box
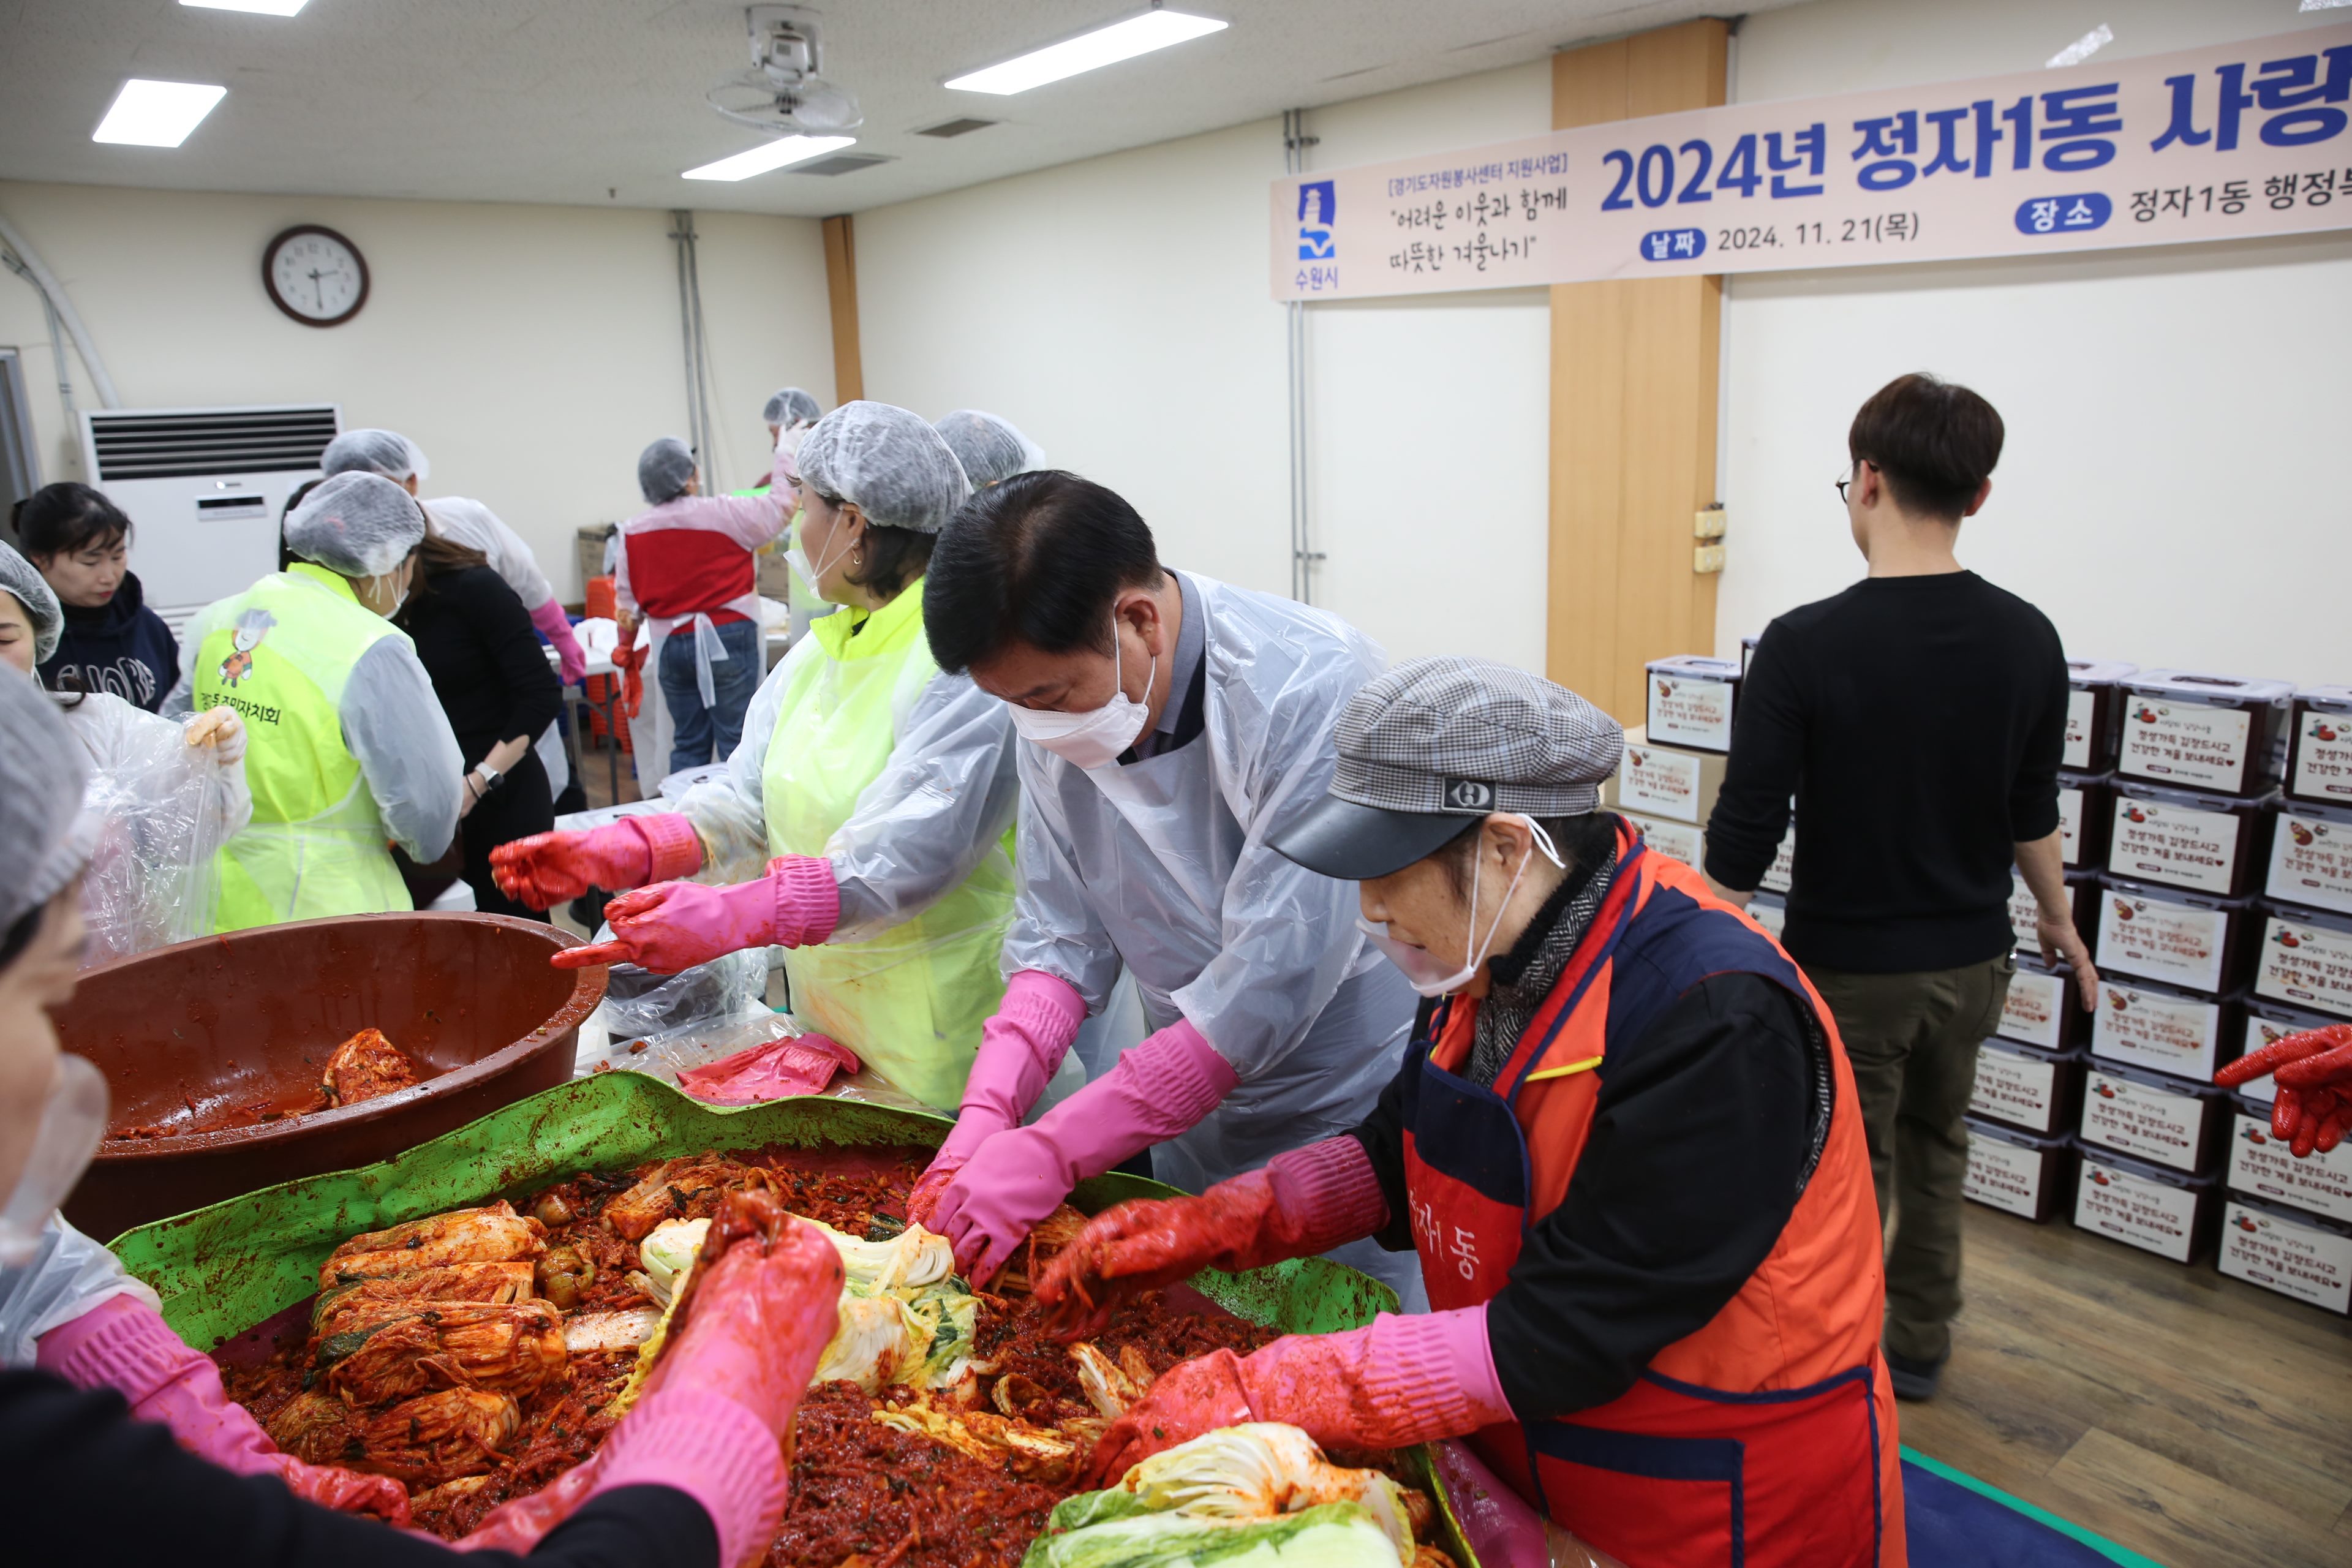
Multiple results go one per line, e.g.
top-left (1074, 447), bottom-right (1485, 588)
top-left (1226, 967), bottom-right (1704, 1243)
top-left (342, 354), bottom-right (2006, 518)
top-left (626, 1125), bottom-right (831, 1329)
top-left (2219, 1196), bottom-right (2352, 1316)
top-left (573, 524), bottom-right (616, 602)
top-left (1996, 955), bottom-right (2086, 1054)
top-left (2089, 976), bottom-right (2239, 1082)
top-left (1605, 728), bottom-right (1728, 826)
top-left (1970, 1040), bottom-right (2084, 1137)
top-left (1964, 1118), bottom-right (2076, 1221)
top-left (2225, 1107), bottom-right (2352, 1224)
top-left (1644, 656), bottom-right (1741, 753)
top-left (2265, 799), bottom-right (2352, 918)
top-left (2253, 902), bottom-right (2352, 1020)
top-left (2079, 1061), bottom-right (2228, 1176)
top-left (2073, 1147), bottom-right (2218, 1264)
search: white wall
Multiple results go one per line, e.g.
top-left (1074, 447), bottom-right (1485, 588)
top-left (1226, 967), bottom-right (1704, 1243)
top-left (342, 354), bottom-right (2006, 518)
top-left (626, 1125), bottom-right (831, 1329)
top-left (0, 181), bottom-right (834, 599)
top-left (853, 62), bottom-right (1555, 673)
top-left (1719, 0), bottom-right (2352, 685)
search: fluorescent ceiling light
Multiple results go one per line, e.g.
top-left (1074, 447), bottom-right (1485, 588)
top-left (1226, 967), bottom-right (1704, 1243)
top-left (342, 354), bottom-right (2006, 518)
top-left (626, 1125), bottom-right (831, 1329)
top-left (682, 135), bottom-right (856, 181)
top-left (946, 8), bottom-right (1227, 95)
top-left (92, 80), bottom-right (228, 147)
top-left (180, 0), bottom-right (312, 15)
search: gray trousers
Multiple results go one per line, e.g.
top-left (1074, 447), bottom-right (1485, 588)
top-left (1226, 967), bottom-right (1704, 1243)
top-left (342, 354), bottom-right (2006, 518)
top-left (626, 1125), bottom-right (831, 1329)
top-left (1804, 954), bottom-right (2015, 1364)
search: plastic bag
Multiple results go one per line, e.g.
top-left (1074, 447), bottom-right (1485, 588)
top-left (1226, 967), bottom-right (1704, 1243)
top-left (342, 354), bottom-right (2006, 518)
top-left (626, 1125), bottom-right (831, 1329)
top-left (69, 696), bottom-right (249, 965)
top-left (587, 946), bottom-right (770, 1044)
top-left (676, 1030), bottom-right (860, 1104)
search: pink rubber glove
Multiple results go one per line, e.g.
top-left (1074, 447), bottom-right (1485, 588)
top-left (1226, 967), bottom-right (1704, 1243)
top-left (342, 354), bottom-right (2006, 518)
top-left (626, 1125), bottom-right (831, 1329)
top-left (1086, 1306), bottom-right (1511, 1486)
top-left (905, 971), bottom-right (1088, 1227)
top-left (554, 856), bottom-right (837, 974)
top-left (1035, 1137), bottom-right (1388, 1338)
top-left (491, 812), bottom-right (703, 910)
top-left (37, 1295), bottom-right (412, 1523)
top-left (458, 1190), bottom-right (842, 1561)
top-left (929, 1018), bottom-right (1239, 1283)
top-left (530, 597), bottom-right (589, 687)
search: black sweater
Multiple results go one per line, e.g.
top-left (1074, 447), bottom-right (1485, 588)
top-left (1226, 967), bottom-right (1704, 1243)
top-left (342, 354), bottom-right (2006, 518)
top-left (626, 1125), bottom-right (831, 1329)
top-left (399, 565), bottom-right (562, 766)
top-left (1704, 571), bottom-right (2067, 974)
top-left (39, 571), bottom-right (179, 712)
top-left (1349, 971), bottom-right (1823, 1422)
top-left (0, 1371), bottom-right (715, 1568)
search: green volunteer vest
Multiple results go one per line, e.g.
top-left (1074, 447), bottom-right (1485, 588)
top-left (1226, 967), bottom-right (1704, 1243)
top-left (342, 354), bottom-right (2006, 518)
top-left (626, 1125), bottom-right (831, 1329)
top-left (761, 578), bottom-right (1014, 1109)
top-left (189, 565), bottom-right (413, 932)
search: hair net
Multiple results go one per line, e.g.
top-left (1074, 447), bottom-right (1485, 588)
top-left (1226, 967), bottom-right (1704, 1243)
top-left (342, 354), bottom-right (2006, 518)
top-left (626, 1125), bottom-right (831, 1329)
top-left (638, 437), bottom-right (697, 506)
top-left (283, 472), bottom-right (426, 579)
top-left (762, 387), bottom-right (821, 429)
top-left (933, 410), bottom-right (1044, 491)
top-left (797, 401), bottom-right (972, 535)
top-left (320, 428), bottom-right (428, 484)
top-left (0, 542), bottom-right (63, 665)
top-left (0, 663), bottom-right (94, 932)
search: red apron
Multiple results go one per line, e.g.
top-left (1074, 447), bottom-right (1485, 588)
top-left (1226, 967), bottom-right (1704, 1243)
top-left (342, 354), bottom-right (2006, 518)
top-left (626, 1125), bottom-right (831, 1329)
top-left (1399, 827), bottom-right (1905, 1568)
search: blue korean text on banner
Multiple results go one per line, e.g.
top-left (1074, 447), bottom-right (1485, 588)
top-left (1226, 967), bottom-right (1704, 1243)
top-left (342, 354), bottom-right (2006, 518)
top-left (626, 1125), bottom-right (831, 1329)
top-left (1642, 227), bottom-right (1710, 261)
top-left (2016, 192), bottom-right (2114, 233)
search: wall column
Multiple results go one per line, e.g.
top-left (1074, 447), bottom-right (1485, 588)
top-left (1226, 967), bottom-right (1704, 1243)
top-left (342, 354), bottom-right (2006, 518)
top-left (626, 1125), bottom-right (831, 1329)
top-left (821, 214), bottom-right (864, 404)
top-left (1546, 18), bottom-right (1727, 721)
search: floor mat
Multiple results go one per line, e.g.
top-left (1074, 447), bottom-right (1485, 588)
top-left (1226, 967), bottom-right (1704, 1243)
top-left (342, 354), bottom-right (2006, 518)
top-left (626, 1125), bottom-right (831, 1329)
top-left (1903, 1449), bottom-right (2163, 1568)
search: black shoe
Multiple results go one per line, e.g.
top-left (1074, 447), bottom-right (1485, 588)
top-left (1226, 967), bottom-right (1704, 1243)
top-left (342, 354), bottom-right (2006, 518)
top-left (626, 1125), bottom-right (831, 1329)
top-left (1885, 1348), bottom-right (1947, 1402)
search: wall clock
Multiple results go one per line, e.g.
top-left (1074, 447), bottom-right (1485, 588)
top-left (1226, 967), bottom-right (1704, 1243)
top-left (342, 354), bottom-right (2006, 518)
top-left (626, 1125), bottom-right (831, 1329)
top-left (262, 224), bottom-right (369, 327)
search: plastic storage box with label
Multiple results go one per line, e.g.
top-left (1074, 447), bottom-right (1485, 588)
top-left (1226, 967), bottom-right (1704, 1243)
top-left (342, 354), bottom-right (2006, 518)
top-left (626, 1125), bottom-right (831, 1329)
top-left (2011, 871), bottom-right (2098, 952)
top-left (2057, 771), bottom-right (2113, 870)
top-left (2225, 1106), bottom-right (2352, 1224)
top-left (2265, 799), bottom-right (2352, 918)
top-left (2218, 1195), bottom-right (2352, 1316)
top-left (1607, 731), bottom-right (1727, 826)
top-left (1963, 1118), bottom-right (2075, 1222)
top-left (2254, 903), bottom-right (2352, 1020)
top-left (2288, 685), bottom-right (2352, 807)
top-left (2095, 876), bottom-right (2257, 995)
top-left (1747, 892), bottom-right (1786, 940)
top-left (2231, 1000), bottom-right (2343, 1109)
top-left (2117, 671), bottom-right (2293, 799)
top-left (2107, 781), bottom-right (2274, 899)
top-left (1996, 954), bottom-right (2084, 1054)
top-left (1757, 818), bottom-right (1795, 895)
top-left (2064, 659), bottom-right (2136, 773)
top-left (2073, 1147), bottom-right (2218, 1264)
top-left (1972, 1039), bottom-right (2084, 1137)
top-left (2079, 1061), bottom-right (2228, 1175)
top-left (1645, 656), bottom-right (1740, 753)
top-left (2090, 976), bottom-right (2239, 1082)
top-left (1624, 813), bottom-right (1703, 870)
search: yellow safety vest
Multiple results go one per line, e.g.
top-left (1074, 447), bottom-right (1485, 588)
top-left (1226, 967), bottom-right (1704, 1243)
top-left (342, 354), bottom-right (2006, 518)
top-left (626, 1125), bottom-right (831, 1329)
top-left (761, 578), bottom-right (1014, 1108)
top-left (189, 565), bottom-right (413, 931)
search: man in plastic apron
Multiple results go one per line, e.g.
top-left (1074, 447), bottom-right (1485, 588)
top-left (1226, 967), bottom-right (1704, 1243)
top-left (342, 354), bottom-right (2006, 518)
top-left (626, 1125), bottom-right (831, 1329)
top-left (183, 565), bottom-right (453, 930)
top-left (1033, 658), bottom-right (1904, 1568)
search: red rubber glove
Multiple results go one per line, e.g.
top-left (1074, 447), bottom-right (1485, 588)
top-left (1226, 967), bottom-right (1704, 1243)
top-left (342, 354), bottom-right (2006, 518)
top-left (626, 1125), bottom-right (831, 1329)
top-left (905, 971), bottom-right (1088, 1228)
top-left (555, 856), bottom-right (839, 974)
top-left (458, 1190), bottom-right (843, 1562)
top-left (609, 633), bottom-right (647, 719)
top-left (2216, 1024), bottom-right (2352, 1157)
top-left (491, 812), bottom-right (703, 910)
top-left (37, 1295), bottom-right (410, 1523)
top-left (1085, 1307), bottom-right (1512, 1487)
top-left (530, 598), bottom-right (589, 688)
top-left (1036, 1137), bottom-right (1389, 1340)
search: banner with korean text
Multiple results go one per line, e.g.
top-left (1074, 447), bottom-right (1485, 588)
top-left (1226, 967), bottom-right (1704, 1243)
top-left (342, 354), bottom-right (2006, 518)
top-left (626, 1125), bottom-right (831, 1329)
top-left (1272, 23), bottom-right (2352, 301)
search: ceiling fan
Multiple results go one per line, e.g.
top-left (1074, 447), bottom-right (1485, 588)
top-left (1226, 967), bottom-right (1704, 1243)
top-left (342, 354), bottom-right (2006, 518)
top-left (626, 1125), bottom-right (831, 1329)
top-left (706, 6), bottom-right (864, 136)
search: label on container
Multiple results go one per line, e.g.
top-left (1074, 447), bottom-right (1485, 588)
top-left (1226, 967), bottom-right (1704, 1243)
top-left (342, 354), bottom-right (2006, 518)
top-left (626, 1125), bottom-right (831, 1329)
top-left (2093, 982), bottom-right (2223, 1080)
top-left (2294, 711), bottom-right (2352, 802)
top-left (2219, 1200), bottom-right (2352, 1314)
top-left (1759, 823), bottom-right (1795, 894)
top-left (2255, 914), bottom-right (2352, 1017)
top-left (2009, 875), bottom-right (2043, 949)
top-left (1749, 898), bottom-right (1787, 938)
top-left (2075, 1155), bottom-right (2203, 1261)
top-left (2120, 698), bottom-right (2254, 793)
top-left (1626, 814), bottom-right (1703, 868)
top-left (2109, 796), bottom-right (2241, 896)
top-left (1965, 1132), bottom-right (2051, 1218)
top-left (2064, 688), bottom-right (2101, 771)
top-left (2059, 785), bottom-right (2087, 865)
top-left (2266, 810), bottom-right (2352, 917)
top-left (1648, 675), bottom-right (1733, 752)
top-left (2082, 1070), bottom-right (2211, 1172)
top-left (2227, 1114), bottom-right (2352, 1224)
top-left (1972, 1046), bottom-right (2064, 1133)
top-left (1618, 745), bottom-right (1702, 824)
top-left (2098, 889), bottom-right (2230, 994)
top-left (1997, 967), bottom-right (2070, 1052)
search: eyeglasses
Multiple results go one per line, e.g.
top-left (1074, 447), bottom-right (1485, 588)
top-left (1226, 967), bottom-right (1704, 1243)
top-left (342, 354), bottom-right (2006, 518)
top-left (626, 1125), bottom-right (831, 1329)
top-left (1834, 459), bottom-right (1872, 505)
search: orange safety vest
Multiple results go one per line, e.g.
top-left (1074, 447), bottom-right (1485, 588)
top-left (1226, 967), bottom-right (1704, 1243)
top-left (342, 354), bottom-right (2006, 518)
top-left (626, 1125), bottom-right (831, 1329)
top-left (1396, 822), bottom-right (1905, 1567)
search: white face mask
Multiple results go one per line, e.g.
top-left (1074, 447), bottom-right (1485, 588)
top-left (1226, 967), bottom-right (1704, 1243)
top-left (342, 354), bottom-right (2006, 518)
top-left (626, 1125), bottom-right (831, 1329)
top-left (1359, 816), bottom-right (1563, 998)
top-left (785, 510), bottom-right (854, 600)
top-left (1009, 621), bottom-right (1155, 771)
top-left (0, 1055), bottom-right (108, 1267)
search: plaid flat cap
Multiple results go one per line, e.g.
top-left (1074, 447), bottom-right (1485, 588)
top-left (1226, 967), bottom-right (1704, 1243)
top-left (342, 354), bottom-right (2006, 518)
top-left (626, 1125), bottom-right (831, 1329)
top-left (1273, 655), bottom-right (1624, 880)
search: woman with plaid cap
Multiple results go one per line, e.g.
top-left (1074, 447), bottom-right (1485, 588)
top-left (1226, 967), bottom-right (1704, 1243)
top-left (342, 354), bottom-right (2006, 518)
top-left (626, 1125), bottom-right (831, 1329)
top-left (1035, 657), bottom-right (1904, 1568)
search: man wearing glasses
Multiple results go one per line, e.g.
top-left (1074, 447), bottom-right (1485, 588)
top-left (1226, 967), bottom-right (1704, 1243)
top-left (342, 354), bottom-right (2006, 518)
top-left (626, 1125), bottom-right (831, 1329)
top-left (1702, 372), bottom-right (2094, 1403)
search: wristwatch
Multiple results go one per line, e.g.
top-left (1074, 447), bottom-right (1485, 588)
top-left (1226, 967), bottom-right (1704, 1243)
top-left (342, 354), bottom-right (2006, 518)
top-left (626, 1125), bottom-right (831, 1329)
top-left (473, 764), bottom-right (508, 797)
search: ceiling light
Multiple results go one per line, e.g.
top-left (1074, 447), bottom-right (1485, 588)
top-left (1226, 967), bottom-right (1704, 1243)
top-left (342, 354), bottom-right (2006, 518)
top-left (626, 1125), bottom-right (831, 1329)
top-left (682, 134), bottom-right (856, 181)
top-left (946, 7), bottom-right (1227, 95)
top-left (92, 80), bottom-right (228, 147)
top-left (180, 0), bottom-right (312, 14)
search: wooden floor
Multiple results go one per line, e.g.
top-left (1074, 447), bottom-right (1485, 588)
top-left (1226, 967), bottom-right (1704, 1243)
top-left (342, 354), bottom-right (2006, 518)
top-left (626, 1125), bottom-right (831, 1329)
top-left (1902, 1204), bottom-right (2352, 1567)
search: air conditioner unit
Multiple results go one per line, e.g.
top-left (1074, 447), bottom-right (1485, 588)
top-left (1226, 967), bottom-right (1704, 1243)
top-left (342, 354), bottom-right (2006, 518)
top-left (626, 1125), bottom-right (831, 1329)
top-left (78, 404), bottom-right (342, 638)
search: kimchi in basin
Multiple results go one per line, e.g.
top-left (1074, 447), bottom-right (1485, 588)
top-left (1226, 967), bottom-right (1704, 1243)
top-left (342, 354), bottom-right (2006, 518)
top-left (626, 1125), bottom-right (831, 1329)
top-left (60, 913), bottom-right (606, 1240)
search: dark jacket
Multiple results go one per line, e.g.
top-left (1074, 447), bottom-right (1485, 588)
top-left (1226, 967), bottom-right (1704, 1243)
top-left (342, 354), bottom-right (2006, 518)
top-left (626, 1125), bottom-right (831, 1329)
top-left (38, 571), bottom-right (180, 711)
